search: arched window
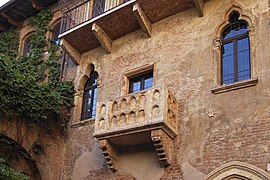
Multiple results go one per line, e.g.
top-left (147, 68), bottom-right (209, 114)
top-left (23, 35), bottom-right (33, 55)
top-left (52, 23), bottom-right (61, 45)
top-left (81, 70), bottom-right (98, 120)
top-left (221, 11), bottom-right (250, 85)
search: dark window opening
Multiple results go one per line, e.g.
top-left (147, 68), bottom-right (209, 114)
top-left (23, 35), bottom-right (33, 55)
top-left (60, 50), bottom-right (78, 82)
top-left (129, 70), bottom-right (153, 93)
top-left (81, 70), bottom-right (98, 120)
top-left (221, 11), bottom-right (250, 85)
top-left (52, 23), bottom-right (61, 45)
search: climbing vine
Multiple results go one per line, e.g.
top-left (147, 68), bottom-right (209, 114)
top-left (0, 158), bottom-right (29, 180)
top-left (0, 9), bottom-right (74, 131)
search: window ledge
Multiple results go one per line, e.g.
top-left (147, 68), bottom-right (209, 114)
top-left (71, 118), bottom-right (95, 128)
top-left (211, 77), bottom-right (258, 94)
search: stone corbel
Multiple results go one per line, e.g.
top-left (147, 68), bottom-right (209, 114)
top-left (1, 13), bottom-right (22, 27)
top-left (133, 3), bottom-right (152, 37)
top-left (92, 23), bottom-right (112, 53)
top-left (213, 37), bottom-right (221, 48)
top-left (151, 129), bottom-right (173, 166)
top-left (31, 0), bottom-right (43, 10)
top-left (194, 0), bottom-right (204, 17)
top-left (99, 139), bottom-right (119, 172)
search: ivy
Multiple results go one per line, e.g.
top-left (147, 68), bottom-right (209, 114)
top-left (0, 158), bottom-right (29, 180)
top-left (0, 9), bottom-right (74, 128)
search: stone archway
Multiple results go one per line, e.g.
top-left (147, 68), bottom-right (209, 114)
top-left (204, 161), bottom-right (270, 180)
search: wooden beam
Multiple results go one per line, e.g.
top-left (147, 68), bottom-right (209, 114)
top-left (92, 23), bottom-right (112, 53)
top-left (133, 3), bottom-right (152, 37)
top-left (194, 0), bottom-right (204, 17)
top-left (1, 13), bottom-right (22, 27)
top-left (31, 0), bottom-right (43, 10)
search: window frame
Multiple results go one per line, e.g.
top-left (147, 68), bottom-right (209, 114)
top-left (211, 6), bottom-right (258, 94)
top-left (23, 35), bottom-right (33, 55)
top-left (220, 17), bottom-right (250, 85)
top-left (128, 69), bottom-right (153, 93)
top-left (52, 23), bottom-right (61, 45)
top-left (81, 71), bottom-right (99, 121)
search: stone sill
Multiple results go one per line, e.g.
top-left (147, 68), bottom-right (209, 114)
top-left (71, 118), bottom-right (95, 128)
top-left (211, 77), bottom-right (258, 94)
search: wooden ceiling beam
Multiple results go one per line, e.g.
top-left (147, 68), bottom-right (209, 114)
top-left (31, 0), bottom-right (44, 10)
top-left (133, 3), bottom-right (152, 37)
top-left (194, 0), bottom-right (204, 17)
top-left (1, 12), bottom-right (22, 27)
top-left (92, 23), bottom-right (112, 53)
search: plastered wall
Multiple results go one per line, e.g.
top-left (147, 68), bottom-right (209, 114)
top-left (15, 0), bottom-right (270, 179)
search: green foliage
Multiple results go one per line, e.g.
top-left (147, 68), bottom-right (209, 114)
top-left (0, 158), bottom-right (29, 180)
top-left (0, 9), bottom-right (74, 127)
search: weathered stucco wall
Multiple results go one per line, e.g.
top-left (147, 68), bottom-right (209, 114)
top-left (6, 0), bottom-right (270, 179)
top-left (64, 0), bottom-right (270, 179)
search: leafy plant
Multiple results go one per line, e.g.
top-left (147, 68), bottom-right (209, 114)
top-left (0, 158), bottom-right (29, 180)
top-left (0, 9), bottom-right (74, 128)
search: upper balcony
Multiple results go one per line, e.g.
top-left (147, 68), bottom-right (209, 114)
top-left (93, 86), bottom-right (178, 171)
top-left (58, 0), bottom-right (206, 54)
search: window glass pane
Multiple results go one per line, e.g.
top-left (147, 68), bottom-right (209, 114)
top-left (222, 42), bottom-right (234, 84)
top-left (237, 38), bottom-right (250, 81)
top-left (86, 90), bottom-right (92, 118)
top-left (52, 24), bottom-right (61, 45)
top-left (144, 77), bottom-right (153, 89)
top-left (223, 20), bottom-right (248, 40)
top-left (129, 70), bottom-right (153, 93)
top-left (131, 81), bottom-right (141, 93)
top-left (82, 71), bottom-right (99, 120)
top-left (24, 36), bottom-right (32, 55)
top-left (92, 88), bottom-right (98, 117)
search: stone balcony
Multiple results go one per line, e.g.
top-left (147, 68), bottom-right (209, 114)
top-left (93, 86), bottom-right (178, 171)
top-left (59, 0), bottom-right (206, 54)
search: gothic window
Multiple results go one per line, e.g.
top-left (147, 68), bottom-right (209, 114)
top-left (81, 71), bottom-right (98, 120)
top-left (23, 35), bottom-right (33, 55)
top-left (52, 23), bottom-right (61, 45)
top-left (129, 70), bottom-right (153, 93)
top-left (221, 11), bottom-right (250, 85)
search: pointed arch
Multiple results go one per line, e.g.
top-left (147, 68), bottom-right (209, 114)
top-left (211, 3), bottom-right (258, 92)
top-left (204, 161), bottom-right (270, 180)
top-left (214, 4), bottom-right (254, 38)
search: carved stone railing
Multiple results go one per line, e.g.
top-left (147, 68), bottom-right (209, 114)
top-left (94, 86), bottom-right (178, 171)
top-left (94, 86), bottom-right (178, 138)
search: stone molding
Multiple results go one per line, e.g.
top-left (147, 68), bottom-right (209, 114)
top-left (212, 3), bottom-right (257, 88)
top-left (204, 161), bottom-right (270, 180)
top-left (99, 139), bottom-right (119, 172)
top-left (151, 129), bottom-right (173, 166)
top-left (211, 77), bottom-right (258, 94)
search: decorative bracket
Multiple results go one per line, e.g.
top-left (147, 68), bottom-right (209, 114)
top-left (31, 0), bottom-right (43, 10)
top-left (92, 23), bottom-right (112, 53)
top-left (99, 139), bottom-right (119, 172)
top-left (151, 129), bottom-right (173, 166)
top-left (1, 12), bottom-right (22, 27)
top-left (133, 3), bottom-right (152, 37)
top-left (194, 0), bottom-right (204, 17)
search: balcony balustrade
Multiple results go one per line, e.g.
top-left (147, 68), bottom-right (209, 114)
top-left (59, 0), bottom-right (130, 34)
top-left (93, 86), bottom-right (178, 171)
top-left (58, 0), bottom-right (206, 54)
